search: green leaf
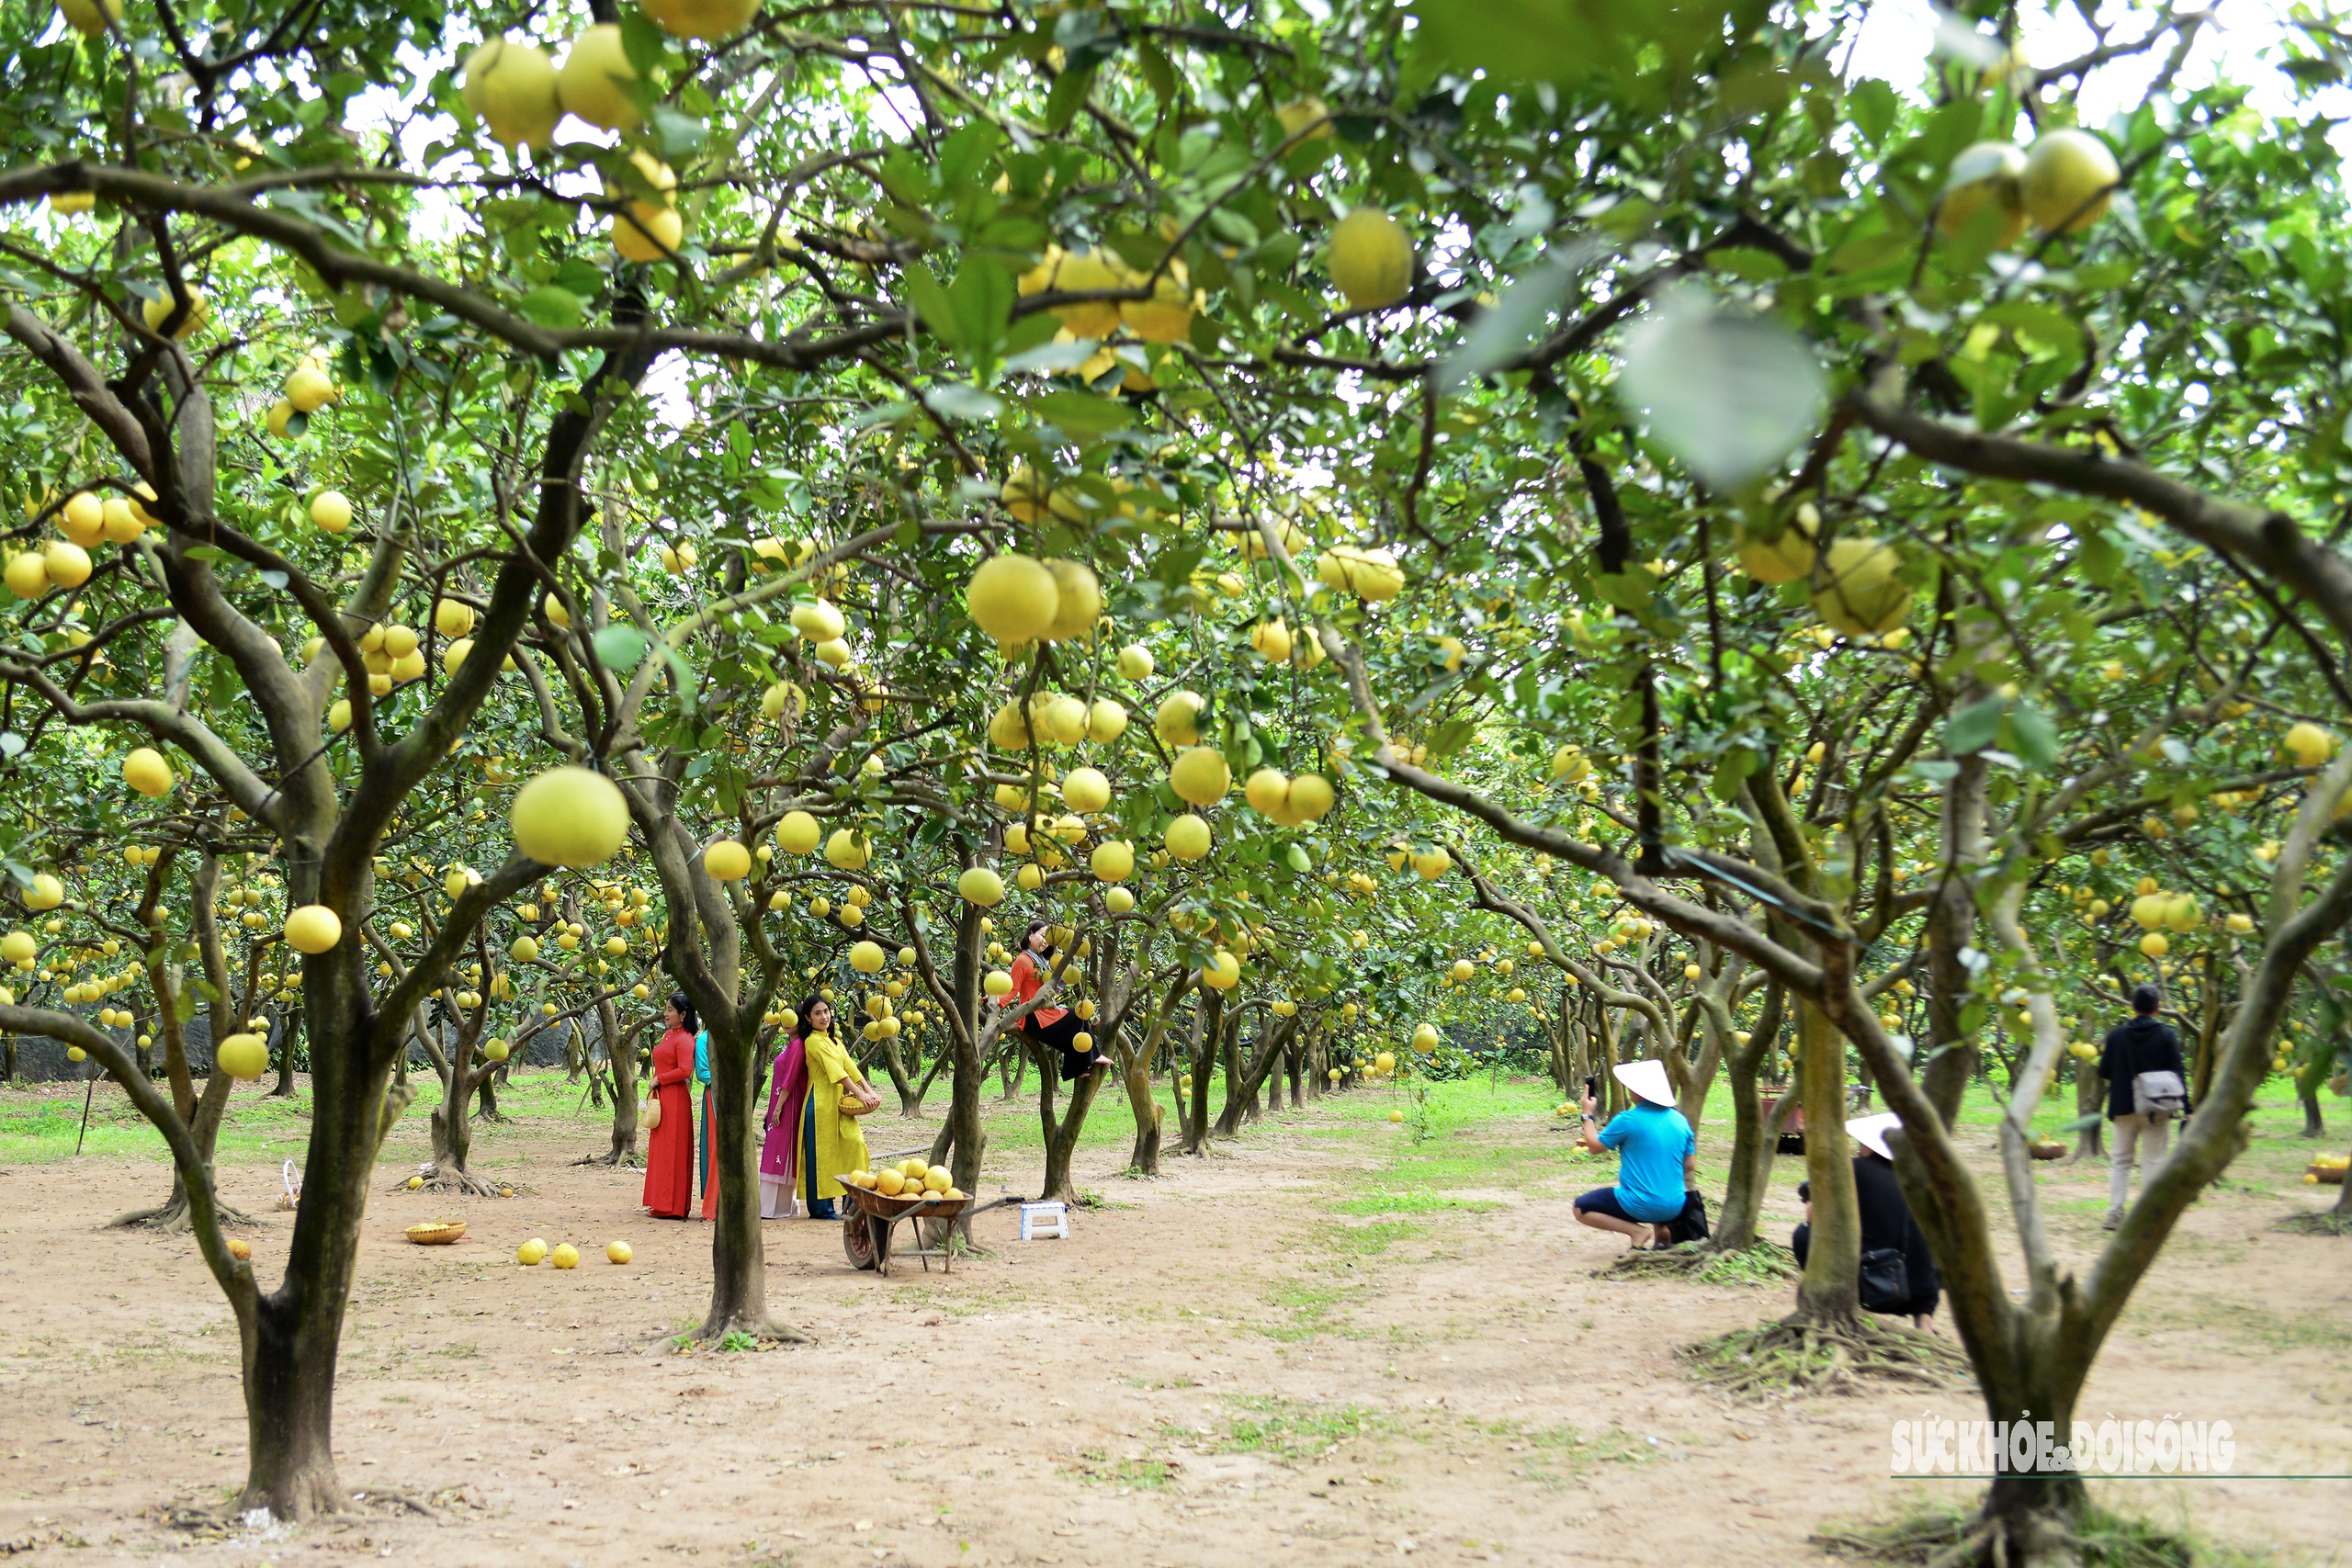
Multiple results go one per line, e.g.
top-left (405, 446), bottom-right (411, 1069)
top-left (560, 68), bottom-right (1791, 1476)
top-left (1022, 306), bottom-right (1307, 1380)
top-left (1945, 695), bottom-right (2006, 756)
top-left (2007, 702), bottom-right (2060, 771)
top-left (591, 625), bottom-right (648, 671)
top-left (1045, 64), bottom-right (1095, 132)
top-left (1023, 390), bottom-right (1133, 438)
top-left (1617, 288), bottom-right (1824, 491)
top-left (516, 286), bottom-right (586, 329)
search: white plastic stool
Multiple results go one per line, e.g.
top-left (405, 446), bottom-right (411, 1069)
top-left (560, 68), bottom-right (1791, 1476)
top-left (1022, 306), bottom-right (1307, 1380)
top-left (1019, 1201), bottom-right (1069, 1241)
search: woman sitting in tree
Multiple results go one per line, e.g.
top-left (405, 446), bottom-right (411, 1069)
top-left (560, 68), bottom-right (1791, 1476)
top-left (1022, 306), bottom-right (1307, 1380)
top-left (999, 919), bottom-right (1110, 1079)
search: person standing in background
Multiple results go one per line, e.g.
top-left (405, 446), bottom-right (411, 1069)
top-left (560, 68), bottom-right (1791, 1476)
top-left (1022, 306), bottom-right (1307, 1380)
top-left (801, 1007), bottom-right (881, 1219)
top-left (695, 1019), bottom-right (719, 1221)
top-left (760, 1002), bottom-right (817, 1220)
top-left (2100, 983), bottom-right (2188, 1231)
top-left (641, 997), bottom-right (697, 1220)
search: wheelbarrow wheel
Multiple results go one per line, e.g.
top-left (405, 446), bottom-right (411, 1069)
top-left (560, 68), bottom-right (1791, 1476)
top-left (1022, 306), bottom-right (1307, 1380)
top-left (843, 1213), bottom-right (877, 1270)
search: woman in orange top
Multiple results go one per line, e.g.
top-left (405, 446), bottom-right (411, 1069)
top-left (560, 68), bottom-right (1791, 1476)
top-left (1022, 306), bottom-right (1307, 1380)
top-left (999, 920), bottom-right (1109, 1081)
top-left (641, 996), bottom-right (697, 1219)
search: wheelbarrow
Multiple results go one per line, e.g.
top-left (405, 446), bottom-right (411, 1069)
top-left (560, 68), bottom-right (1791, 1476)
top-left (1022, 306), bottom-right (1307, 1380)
top-left (837, 1185), bottom-right (1019, 1276)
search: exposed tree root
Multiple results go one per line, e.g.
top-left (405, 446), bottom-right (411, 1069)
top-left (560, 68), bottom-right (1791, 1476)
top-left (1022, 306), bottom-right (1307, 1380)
top-left (2278, 1209), bottom-right (2352, 1236)
top-left (1604, 1240), bottom-right (1799, 1287)
top-left (1681, 1314), bottom-right (1969, 1400)
top-left (387, 1167), bottom-right (513, 1197)
top-left (107, 1198), bottom-right (260, 1233)
top-left (675, 1316), bottom-right (811, 1348)
top-left (1815, 1499), bottom-right (2230, 1567)
top-left (571, 1146), bottom-right (643, 1168)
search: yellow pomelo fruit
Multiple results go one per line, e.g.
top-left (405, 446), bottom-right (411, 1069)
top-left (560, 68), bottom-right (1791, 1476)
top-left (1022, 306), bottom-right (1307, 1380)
top-left (435, 598), bottom-right (477, 638)
top-left (2021, 129), bottom-right (2119, 234)
top-left (2283, 722), bottom-right (2335, 767)
top-left (614, 202), bottom-right (683, 263)
top-left (1201, 951), bottom-right (1241, 989)
top-left (1170, 748), bottom-right (1231, 805)
top-left (1809, 538), bottom-right (1911, 636)
top-left (462, 39), bottom-right (562, 149)
top-left (1062, 767), bottom-right (1112, 813)
top-left (3, 553), bottom-right (46, 599)
top-left (216, 1032), bottom-right (269, 1080)
top-left (967, 553), bottom-right (1060, 643)
top-left (42, 541), bottom-right (90, 590)
top-left (1090, 840), bottom-right (1135, 882)
top-left (1735, 515), bottom-right (1816, 584)
top-left (141, 288), bottom-right (209, 337)
top-left (849, 940), bottom-right (886, 974)
top-left (775, 810), bottom-right (820, 853)
top-left (58, 0), bottom-right (122, 38)
top-left (550, 1243), bottom-right (580, 1269)
top-left (311, 490), bottom-right (353, 533)
top-left (122, 747), bottom-right (173, 797)
top-left (1117, 644), bottom-right (1154, 681)
top-left (2139, 932), bottom-right (2168, 959)
top-left (58, 491), bottom-right (104, 546)
top-left (1286, 773), bottom-right (1335, 821)
top-left (605, 1239), bottom-right (633, 1264)
top-left (957, 865), bottom-right (1005, 907)
top-left (1327, 209), bottom-right (1414, 309)
top-left (1244, 768), bottom-right (1291, 818)
top-left (1316, 543), bottom-right (1405, 601)
top-left (1046, 249), bottom-right (1129, 337)
top-left (285, 364), bottom-right (334, 414)
top-left (1087, 699), bottom-right (1127, 743)
top-left (1937, 141), bottom-right (2030, 245)
top-left (639, 0), bottom-right (764, 42)
top-left (703, 840), bottom-right (752, 880)
top-left (824, 829), bottom-right (869, 869)
top-left (1276, 96), bottom-right (1333, 141)
top-left (558, 25), bottom-right (640, 131)
top-left (511, 767), bottom-right (632, 867)
top-left (284, 905), bottom-right (343, 953)
top-left (1040, 694), bottom-right (1090, 746)
top-left (1155, 691), bottom-right (1204, 746)
top-left (1411, 1022), bottom-right (1441, 1053)
top-left (1105, 886), bottom-right (1136, 913)
top-left (518, 1238), bottom-right (548, 1265)
top-left (1043, 559), bottom-right (1101, 641)
top-left (790, 599), bottom-right (846, 642)
top-left (1165, 814), bottom-right (1212, 861)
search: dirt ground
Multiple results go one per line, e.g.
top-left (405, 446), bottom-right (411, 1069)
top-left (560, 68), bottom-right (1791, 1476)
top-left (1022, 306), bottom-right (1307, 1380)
top-left (1, 1077), bottom-right (2346, 1568)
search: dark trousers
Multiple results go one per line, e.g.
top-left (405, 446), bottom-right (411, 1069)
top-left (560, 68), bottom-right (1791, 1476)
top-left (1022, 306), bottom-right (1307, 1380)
top-left (1023, 1012), bottom-right (1092, 1081)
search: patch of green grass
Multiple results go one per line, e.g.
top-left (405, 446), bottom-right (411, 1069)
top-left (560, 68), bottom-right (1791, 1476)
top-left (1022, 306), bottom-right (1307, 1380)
top-left (1062, 1449), bottom-right (1172, 1489)
top-left (1183, 1395), bottom-right (1385, 1464)
top-left (1314, 1217), bottom-right (1419, 1256)
top-left (1258, 1280), bottom-right (1357, 1342)
top-left (1328, 1189), bottom-right (1503, 1216)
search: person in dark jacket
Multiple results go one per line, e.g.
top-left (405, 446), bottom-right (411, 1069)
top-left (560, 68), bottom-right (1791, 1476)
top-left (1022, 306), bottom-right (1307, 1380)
top-left (1790, 1113), bottom-right (1939, 1328)
top-left (2099, 983), bottom-right (2188, 1230)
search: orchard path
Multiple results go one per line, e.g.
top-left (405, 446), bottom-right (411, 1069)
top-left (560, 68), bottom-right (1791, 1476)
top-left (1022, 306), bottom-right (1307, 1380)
top-left (0, 1077), bottom-right (2345, 1566)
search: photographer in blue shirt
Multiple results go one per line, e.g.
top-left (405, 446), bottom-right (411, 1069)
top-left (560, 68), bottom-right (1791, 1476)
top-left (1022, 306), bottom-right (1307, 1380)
top-left (1572, 1059), bottom-right (1697, 1251)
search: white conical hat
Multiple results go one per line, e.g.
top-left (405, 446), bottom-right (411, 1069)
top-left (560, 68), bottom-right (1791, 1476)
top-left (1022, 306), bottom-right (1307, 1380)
top-left (1846, 1111), bottom-right (1903, 1160)
top-left (1611, 1058), bottom-right (1674, 1107)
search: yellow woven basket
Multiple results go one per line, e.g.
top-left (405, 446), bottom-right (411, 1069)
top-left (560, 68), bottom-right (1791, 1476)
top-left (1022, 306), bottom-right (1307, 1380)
top-left (403, 1220), bottom-right (469, 1246)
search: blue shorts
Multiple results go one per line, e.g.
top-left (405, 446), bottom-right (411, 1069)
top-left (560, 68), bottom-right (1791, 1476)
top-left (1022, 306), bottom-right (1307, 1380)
top-left (1575, 1186), bottom-right (1679, 1224)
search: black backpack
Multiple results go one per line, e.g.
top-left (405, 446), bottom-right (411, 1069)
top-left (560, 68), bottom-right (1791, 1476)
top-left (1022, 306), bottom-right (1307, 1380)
top-left (1667, 1190), bottom-right (1710, 1245)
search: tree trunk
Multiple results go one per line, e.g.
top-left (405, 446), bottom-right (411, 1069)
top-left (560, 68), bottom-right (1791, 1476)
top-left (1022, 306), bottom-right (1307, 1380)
top-left (697, 1006), bottom-right (774, 1340)
top-left (1215, 1017), bottom-right (1291, 1137)
top-left (1922, 753), bottom-right (1988, 1125)
top-left (2073, 1059), bottom-right (2107, 1159)
top-left (933, 898), bottom-right (988, 1194)
top-left (1182, 993), bottom-right (1221, 1155)
top-left (1038, 1041), bottom-right (1103, 1205)
top-left (270, 1010), bottom-right (301, 1098)
top-left (1710, 984), bottom-right (1783, 1254)
top-left (2293, 1037), bottom-right (2335, 1137)
top-left (235, 981), bottom-right (395, 1521)
top-left (1792, 995), bottom-right (1861, 1324)
top-left (599, 998), bottom-right (639, 1165)
top-left (876, 1033), bottom-right (918, 1114)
